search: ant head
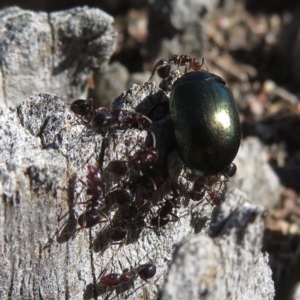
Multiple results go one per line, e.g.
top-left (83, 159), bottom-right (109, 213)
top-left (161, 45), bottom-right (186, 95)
top-left (70, 98), bottom-right (93, 116)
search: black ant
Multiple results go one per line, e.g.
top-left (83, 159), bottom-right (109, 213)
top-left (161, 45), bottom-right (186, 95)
top-left (66, 172), bottom-right (78, 207)
top-left (102, 182), bottom-right (158, 241)
top-left (70, 98), bottom-right (152, 132)
top-left (133, 189), bottom-right (154, 217)
top-left (105, 196), bottom-right (150, 247)
top-left (95, 190), bottom-right (155, 252)
top-left (70, 98), bottom-right (94, 120)
top-left (108, 185), bottom-right (156, 240)
top-left (92, 226), bottom-right (127, 254)
top-left (145, 55), bottom-right (208, 85)
top-left (113, 202), bottom-right (146, 231)
top-left (92, 107), bottom-right (152, 132)
top-left (70, 165), bottom-right (109, 230)
top-left (187, 176), bottom-right (207, 202)
top-left (150, 198), bottom-right (180, 229)
top-left (82, 164), bottom-right (106, 199)
top-left (77, 200), bottom-right (108, 229)
top-left (85, 164), bottom-right (105, 200)
top-left (187, 175), bottom-right (226, 206)
top-left (203, 163), bottom-right (237, 205)
top-left (128, 147), bottom-right (159, 174)
top-left (92, 198), bottom-right (148, 253)
top-left (105, 147), bottom-right (159, 179)
top-left (105, 186), bottom-right (134, 208)
top-left (96, 249), bottom-right (158, 298)
top-left (105, 160), bottom-right (128, 177)
top-left (67, 165), bottom-right (104, 207)
top-left (108, 228), bottom-right (128, 243)
top-left (98, 261), bottom-right (156, 288)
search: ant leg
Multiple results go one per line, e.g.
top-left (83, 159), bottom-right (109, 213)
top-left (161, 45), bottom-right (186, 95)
top-left (96, 263), bottom-right (115, 299)
top-left (148, 131), bottom-right (156, 148)
top-left (147, 59), bottom-right (169, 83)
top-left (190, 196), bottom-right (206, 210)
top-left (66, 172), bottom-right (77, 206)
top-left (201, 57), bottom-right (209, 71)
top-left (135, 59), bottom-right (169, 95)
top-left (147, 176), bottom-right (157, 192)
top-left (140, 114), bottom-right (152, 127)
top-left (169, 212), bottom-right (180, 222)
top-left (98, 135), bottom-right (109, 170)
top-left (96, 253), bottom-right (115, 281)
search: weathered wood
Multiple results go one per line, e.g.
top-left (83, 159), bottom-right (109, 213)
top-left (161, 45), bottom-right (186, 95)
top-left (0, 6), bottom-right (116, 107)
top-left (160, 190), bottom-right (275, 300)
top-left (0, 89), bottom-right (274, 299)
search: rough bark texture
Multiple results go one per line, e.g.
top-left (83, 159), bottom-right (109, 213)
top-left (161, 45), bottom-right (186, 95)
top-left (229, 137), bottom-right (281, 209)
top-left (0, 91), bottom-right (275, 299)
top-left (160, 190), bottom-right (274, 300)
top-left (0, 6), bottom-right (116, 107)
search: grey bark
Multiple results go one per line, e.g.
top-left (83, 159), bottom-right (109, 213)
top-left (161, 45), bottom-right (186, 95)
top-left (0, 6), bottom-right (116, 107)
top-left (0, 90), bottom-right (275, 299)
top-left (229, 137), bottom-right (281, 209)
top-left (160, 190), bottom-right (274, 300)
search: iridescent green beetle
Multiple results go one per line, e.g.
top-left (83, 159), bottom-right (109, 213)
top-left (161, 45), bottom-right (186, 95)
top-left (170, 71), bottom-right (241, 175)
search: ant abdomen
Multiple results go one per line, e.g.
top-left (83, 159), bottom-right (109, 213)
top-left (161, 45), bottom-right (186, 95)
top-left (136, 262), bottom-right (156, 281)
